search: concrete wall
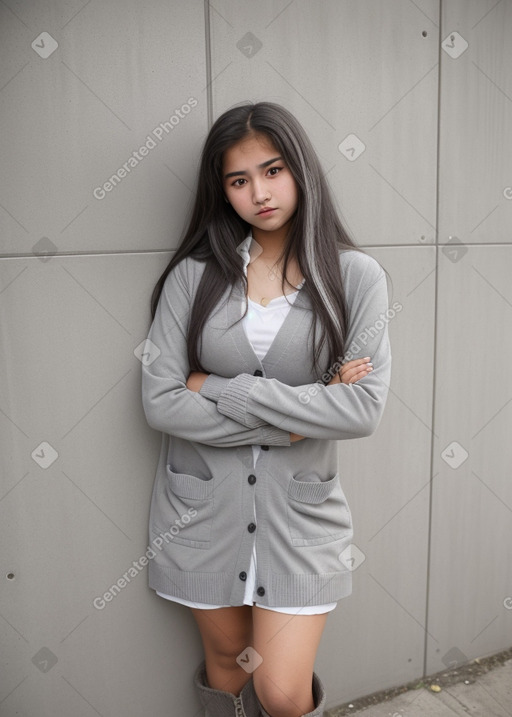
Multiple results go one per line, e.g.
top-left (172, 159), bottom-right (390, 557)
top-left (1, 1), bottom-right (511, 714)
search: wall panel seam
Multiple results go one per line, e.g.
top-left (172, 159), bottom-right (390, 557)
top-left (423, 0), bottom-right (443, 680)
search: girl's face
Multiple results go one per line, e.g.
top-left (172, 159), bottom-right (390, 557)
top-left (222, 132), bottom-right (299, 239)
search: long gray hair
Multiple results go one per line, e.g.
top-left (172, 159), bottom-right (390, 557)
top-left (151, 101), bottom-right (363, 377)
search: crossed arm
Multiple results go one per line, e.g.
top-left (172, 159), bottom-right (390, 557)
top-left (186, 356), bottom-right (374, 442)
top-left (142, 253), bottom-right (391, 446)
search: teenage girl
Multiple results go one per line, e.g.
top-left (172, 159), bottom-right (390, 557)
top-left (142, 102), bottom-right (391, 717)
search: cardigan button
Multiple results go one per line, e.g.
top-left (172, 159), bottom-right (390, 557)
top-left (256, 586), bottom-right (265, 597)
top-left (247, 523), bottom-right (256, 533)
top-left (254, 369), bottom-right (263, 376)
top-left (248, 474), bottom-right (256, 485)
top-left (261, 445), bottom-right (269, 451)
top-left (239, 571), bottom-right (247, 581)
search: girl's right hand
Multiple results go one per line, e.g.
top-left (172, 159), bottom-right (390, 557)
top-left (289, 357), bottom-right (373, 442)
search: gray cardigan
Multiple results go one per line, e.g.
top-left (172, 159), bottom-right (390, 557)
top-left (141, 247), bottom-right (391, 607)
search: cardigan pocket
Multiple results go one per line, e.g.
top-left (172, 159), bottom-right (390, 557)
top-left (287, 473), bottom-right (353, 547)
top-left (154, 467), bottom-right (214, 549)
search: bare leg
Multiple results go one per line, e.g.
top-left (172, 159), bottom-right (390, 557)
top-left (191, 605), bottom-right (253, 696)
top-left (252, 608), bottom-right (329, 717)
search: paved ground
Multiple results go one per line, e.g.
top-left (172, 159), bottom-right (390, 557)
top-left (326, 651), bottom-right (512, 717)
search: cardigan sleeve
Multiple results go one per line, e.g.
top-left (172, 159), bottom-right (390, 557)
top-left (199, 255), bottom-right (392, 441)
top-left (141, 258), bottom-right (291, 448)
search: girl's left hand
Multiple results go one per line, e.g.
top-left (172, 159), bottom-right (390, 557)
top-left (187, 362), bottom-right (373, 443)
top-left (333, 357), bottom-right (373, 385)
top-left (186, 371), bottom-right (209, 392)
top-left (291, 357), bottom-right (373, 442)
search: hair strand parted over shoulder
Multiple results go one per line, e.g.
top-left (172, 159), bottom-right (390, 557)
top-left (150, 101), bottom-right (364, 377)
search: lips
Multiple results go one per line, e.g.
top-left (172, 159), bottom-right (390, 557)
top-left (256, 207), bottom-right (276, 215)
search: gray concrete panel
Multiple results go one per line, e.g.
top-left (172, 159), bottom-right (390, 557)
top-left (210, 0), bottom-right (440, 246)
top-left (438, 0), bottom-right (512, 245)
top-left (426, 244), bottom-right (512, 676)
top-left (0, 1), bottom-right (207, 255)
top-left (0, 252), bottom-right (204, 716)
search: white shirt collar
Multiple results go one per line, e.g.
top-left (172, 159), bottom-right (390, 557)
top-left (236, 231), bottom-right (305, 288)
top-left (237, 232), bottom-right (255, 277)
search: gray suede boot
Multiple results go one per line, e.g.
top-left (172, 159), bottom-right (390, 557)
top-left (194, 661), bottom-right (261, 717)
top-left (255, 672), bottom-right (326, 717)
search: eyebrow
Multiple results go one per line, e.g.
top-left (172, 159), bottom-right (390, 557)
top-left (224, 156), bottom-right (283, 179)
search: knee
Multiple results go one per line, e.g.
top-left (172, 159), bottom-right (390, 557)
top-left (253, 672), bottom-right (313, 717)
top-left (208, 637), bottom-right (253, 672)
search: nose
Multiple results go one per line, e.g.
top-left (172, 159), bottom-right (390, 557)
top-left (252, 177), bottom-right (270, 204)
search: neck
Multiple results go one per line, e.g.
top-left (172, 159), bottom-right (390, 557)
top-left (251, 224), bottom-right (290, 261)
